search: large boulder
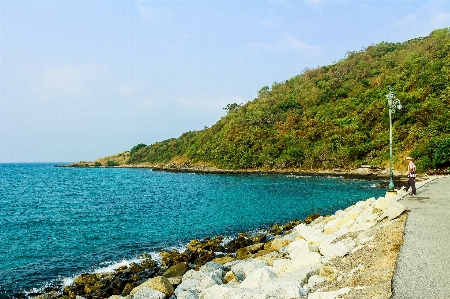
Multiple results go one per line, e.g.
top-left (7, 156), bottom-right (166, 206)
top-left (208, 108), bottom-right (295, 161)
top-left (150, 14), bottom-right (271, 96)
top-left (267, 237), bottom-right (292, 252)
top-left (294, 223), bottom-right (324, 245)
top-left (238, 267), bottom-right (278, 289)
top-left (199, 285), bottom-right (248, 299)
top-left (163, 262), bottom-right (189, 278)
top-left (174, 290), bottom-right (199, 299)
top-left (186, 236), bottom-right (224, 253)
top-left (379, 198), bottom-right (407, 220)
top-left (235, 243), bottom-right (264, 259)
top-left (160, 250), bottom-right (188, 268)
top-left (272, 251), bottom-right (321, 278)
top-left (31, 291), bottom-right (61, 299)
top-left (67, 273), bottom-right (116, 298)
top-left (132, 287), bottom-right (166, 299)
top-left (259, 277), bottom-right (305, 299)
top-left (130, 276), bottom-right (174, 297)
top-left (319, 238), bottom-right (356, 261)
top-left (212, 256), bottom-right (235, 265)
top-left (280, 239), bottom-right (310, 258)
top-left (223, 235), bottom-right (254, 253)
top-left (192, 251), bottom-right (217, 268)
top-left (174, 261), bottom-right (224, 297)
top-left (229, 259), bottom-right (268, 281)
top-left (304, 213), bottom-right (321, 224)
top-left (174, 279), bottom-right (199, 297)
top-left (140, 258), bottom-right (158, 270)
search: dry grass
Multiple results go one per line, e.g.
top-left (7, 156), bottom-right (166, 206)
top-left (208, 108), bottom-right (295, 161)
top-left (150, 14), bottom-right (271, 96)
top-left (310, 213), bottom-right (407, 299)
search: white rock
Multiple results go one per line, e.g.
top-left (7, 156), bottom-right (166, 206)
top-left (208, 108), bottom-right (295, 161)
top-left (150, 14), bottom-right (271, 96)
top-left (294, 224), bottom-right (322, 241)
top-left (379, 199), bottom-right (407, 220)
top-left (238, 267), bottom-right (278, 289)
top-left (175, 278), bottom-right (200, 296)
top-left (276, 252), bottom-right (322, 276)
top-left (230, 259), bottom-right (268, 281)
top-left (310, 216), bottom-right (324, 226)
top-left (199, 284), bottom-right (248, 299)
top-left (183, 269), bottom-right (205, 280)
top-left (280, 239), bottom-right (311, 258)
top-left (307, 275), bottom-right (327, 289)
top-left (132, 287), bottom-right (166, 299)
top-left (259, 277), bottom-right (304, 299)
top-left (223, 260), bottom-right (242, 269)
top-left (176, 290), bottom-right (199, 299)
top-left (194, 270), bottom-right (223, 292)
top-left (323, 206), bottom-right (363, 235)
top-left (269, 237), bottom-right (293, 251)
top-left (200, 261), bottom-right (223, 273)
top-left (319, 240), bottom-right (350, 260)
top-left (372, 196), bottom-right (390, 211)
top-left (308, 287), bottom-right (351, 299)
top-left (353, 208), bottom-right (378, 230)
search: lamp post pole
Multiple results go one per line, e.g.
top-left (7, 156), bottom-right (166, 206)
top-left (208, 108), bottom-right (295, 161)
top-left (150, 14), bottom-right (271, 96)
top-left (386, 87), bottom-right (402, 191)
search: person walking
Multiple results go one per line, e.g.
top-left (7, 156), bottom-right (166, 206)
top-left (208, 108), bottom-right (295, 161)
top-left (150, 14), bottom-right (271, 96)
top-left (404, 156), bottom-right (416, 195)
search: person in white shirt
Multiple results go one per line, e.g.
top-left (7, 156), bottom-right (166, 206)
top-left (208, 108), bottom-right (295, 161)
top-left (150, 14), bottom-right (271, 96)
top-left (404, 156), bottom-right (417, 195)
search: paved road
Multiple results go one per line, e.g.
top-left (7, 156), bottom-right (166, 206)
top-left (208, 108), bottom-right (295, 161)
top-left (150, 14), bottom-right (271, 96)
top-left (391, 176), bottom-right (450, 298)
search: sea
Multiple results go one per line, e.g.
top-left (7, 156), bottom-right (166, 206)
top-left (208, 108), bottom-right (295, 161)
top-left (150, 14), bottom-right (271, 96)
top-left (0, 163), bottom-right (387, 298)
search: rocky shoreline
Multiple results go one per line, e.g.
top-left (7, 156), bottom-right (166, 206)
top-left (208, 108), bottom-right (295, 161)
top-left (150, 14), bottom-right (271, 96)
top-left (27, 177), bottom-right (436, 299)
top-left (62, 162), bottom-right (424, 182)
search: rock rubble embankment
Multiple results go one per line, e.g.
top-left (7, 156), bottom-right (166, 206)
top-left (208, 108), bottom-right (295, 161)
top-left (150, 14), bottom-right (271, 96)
top-left (34, 178), bottom-right (436, 299)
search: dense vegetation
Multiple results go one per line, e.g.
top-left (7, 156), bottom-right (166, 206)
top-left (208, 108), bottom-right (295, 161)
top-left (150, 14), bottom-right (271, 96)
top-left (124, 28), bottom-right (450, 172)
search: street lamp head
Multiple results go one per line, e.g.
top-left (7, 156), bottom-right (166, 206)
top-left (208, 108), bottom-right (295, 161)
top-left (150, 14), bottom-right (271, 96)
top-left (386, 91), bottom-right (394, 101)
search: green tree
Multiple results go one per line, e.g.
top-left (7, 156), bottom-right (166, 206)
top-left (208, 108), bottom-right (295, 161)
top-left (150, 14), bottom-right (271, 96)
top-left (109, 28), bottom-right (450, 172)
top-left (223, 103), bottom-right (243, 113)
top-left (106, 160), bottom-right (119, 167)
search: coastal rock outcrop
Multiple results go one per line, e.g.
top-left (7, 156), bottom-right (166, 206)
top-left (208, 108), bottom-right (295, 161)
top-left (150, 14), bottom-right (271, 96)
top-left (146, 189), bottom-right (411, 299)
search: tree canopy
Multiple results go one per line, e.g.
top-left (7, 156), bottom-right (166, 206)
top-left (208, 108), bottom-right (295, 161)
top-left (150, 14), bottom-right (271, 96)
top-left (124, 28), bottom-right (450, 172)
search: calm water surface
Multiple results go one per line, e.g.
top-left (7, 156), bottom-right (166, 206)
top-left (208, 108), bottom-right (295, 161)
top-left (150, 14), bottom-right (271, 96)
top-left (0, 163), bottom-right (386, 298)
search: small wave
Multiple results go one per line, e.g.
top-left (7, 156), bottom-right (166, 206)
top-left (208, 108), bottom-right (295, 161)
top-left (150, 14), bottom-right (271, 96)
top-left (62, 276), bottom-right (75, 287)
top-left (286, 175), bottom-right (312, 178)
top-left (93, 259), bottom-right (143, 274)
top-left (23, 281), bottom-right (62, 298)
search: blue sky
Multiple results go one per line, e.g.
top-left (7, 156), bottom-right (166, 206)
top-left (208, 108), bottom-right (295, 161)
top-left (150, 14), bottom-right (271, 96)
top-left (1, 0), bottom-right (449, 162)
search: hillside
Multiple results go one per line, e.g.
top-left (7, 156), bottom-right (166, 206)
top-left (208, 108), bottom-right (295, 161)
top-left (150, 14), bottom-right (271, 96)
top-left (105, 28), bottom-right (450, 172)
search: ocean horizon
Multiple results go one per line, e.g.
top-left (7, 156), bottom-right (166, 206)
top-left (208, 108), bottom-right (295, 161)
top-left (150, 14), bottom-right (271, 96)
top-left (0, 163), bottom-right (386, 298)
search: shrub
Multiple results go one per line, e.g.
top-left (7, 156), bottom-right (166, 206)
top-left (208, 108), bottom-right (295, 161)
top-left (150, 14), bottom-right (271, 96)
top-left (433, 137), bottom-right (450, 168)
top-left (106, 160), bottom-right (119, 167)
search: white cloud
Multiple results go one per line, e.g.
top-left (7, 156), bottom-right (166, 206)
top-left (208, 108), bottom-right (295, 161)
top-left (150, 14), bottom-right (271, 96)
top-left (262, 16), bottom-right (282, 28)
top-left (117, 81), bottom-right (143, 97)
top-left (36, 64), bottom-right (105, 103)
top-left (250, 33), bottom-right (318, 52)
top-left (136, 4), bottom-right (174, 23)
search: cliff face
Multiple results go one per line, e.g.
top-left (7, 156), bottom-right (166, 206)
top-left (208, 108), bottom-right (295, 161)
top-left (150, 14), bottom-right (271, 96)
top-left (123, 28), bottom-right (450, 172)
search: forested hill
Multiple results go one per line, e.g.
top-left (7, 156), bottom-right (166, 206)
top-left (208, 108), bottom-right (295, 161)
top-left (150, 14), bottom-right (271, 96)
top-left (112, 28), bottom-right (450, 172)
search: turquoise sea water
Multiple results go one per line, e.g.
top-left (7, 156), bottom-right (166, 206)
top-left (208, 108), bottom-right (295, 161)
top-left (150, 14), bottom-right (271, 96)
top-left (0, 163), bottom-right (386, 298)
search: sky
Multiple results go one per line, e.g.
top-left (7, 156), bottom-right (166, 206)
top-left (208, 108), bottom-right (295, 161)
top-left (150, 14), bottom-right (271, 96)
top-left (1, 0), bottom-right (449, 163)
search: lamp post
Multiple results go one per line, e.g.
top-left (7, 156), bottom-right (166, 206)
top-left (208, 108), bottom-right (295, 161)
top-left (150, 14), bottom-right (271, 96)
top-left (386, 87), bottom-right (402, 191)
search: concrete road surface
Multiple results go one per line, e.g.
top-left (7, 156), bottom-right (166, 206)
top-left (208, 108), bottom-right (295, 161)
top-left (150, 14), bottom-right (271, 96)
top-left (391, 176), bottom-right (450, 298)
